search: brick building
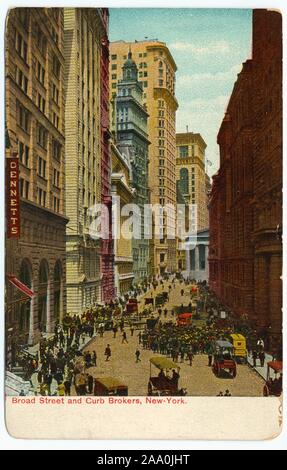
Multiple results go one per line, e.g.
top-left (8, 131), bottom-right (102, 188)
top-left (100, 9), bottom-right (115, 302)
top-left (209, 60), bottom-right (255, 319)
top-left (209, 9), bottom-right (282, 351)
top-left (252, 10), bottom-right (282, 349)
top-left (5, 8), bottom-right (67, 352)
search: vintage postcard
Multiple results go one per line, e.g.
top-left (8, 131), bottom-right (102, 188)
top-left (4, 6), bottom-right (283, 440)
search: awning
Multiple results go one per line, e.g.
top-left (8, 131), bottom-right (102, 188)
top-left (7, 276), bottom-right (34, 298)
top-left (150, 356), bottom-right (180, 371)
top-left (92, 376), bottom-right (128, 390)
top-left (215, 340), bottom-right (233, 349)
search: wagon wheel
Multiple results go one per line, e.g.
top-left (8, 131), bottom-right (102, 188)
top-left (232, 367), bottom-right (237, 378)
top-left (263, 385), bottom-right (269, 397)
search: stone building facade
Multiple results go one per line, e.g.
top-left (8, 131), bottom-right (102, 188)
top-left (113, 52), bottom-right (150, 283)
top-left (110, 40), bottom-right (178, 276)
top-left (5, 8), bottom-right (67, 349)
top-left (176, 132), bottom-right (209, 231)
top-left (176, 132), bottom-right (209, 273)
top-left (64, 8), bottom-right (113, 313)
top-left (111, 143), bottom-right (135, 295)
top-left (209, 9), bottom-right (282, 351)
top-left (185, 229), bottom-right (209, 282)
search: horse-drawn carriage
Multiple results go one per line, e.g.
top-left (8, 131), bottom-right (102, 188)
top-left (93, 377), bottom-right (128, 396)
top-left (148, 356), bottom-right (186, 396)
top-left (145, 297), bottom-right (154, 306)
top-left (212, 340), bottom-right (237, 378)
top-left (155, 293), bottom-right (167, 307)
top-left (125, 298), bottom-right (138, 314)
top-left (177, 312), bottom-right (192, 327)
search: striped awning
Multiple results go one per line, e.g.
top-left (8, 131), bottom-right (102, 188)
top-left (7, 276), bottom-right (34, 298)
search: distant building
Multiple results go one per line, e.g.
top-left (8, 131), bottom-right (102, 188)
top-left (110, 40), bottom-right (178, 276)
top-left (111, 143), bottom-right (135, 294)
top-left (113, 52), bottom-right (150, 283)
top-left (5, 8), bottom-right (67, 349)
top-left (176, 132), bottom-right (209, 273)
top-left (176, 132), bottom-right (209, 231)
top-left (185, 229), bottom-right (209, 282)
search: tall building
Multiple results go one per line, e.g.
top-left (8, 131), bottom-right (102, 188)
top-left (252, 10), bottom-right (282, 350)
top-left (100, 9), bottom-right (115, 302)
top-left (5, 8), bottom-right (67, 350)
top-left (113, 52), bottom-right (150, 283)
top-left (209, 9), bottom-right (282, 351)
top-left (111, 142), bottom-right (135, 294)
top-left (209, 61), bottom-right (255, 322)
top-left (176, 132), bottom-right (209, 276)
top-left (110, 40), bottom-right (178, 276)
top-left (176, 132), bottom-right (209, 231)
top-left (64, 8), bottom-right (113, 313)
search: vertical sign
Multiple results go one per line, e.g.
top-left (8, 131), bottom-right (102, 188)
top-left (6, 156), bottom-right (20, 238)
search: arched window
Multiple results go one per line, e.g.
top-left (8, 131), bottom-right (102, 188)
top-left (180, 167), bottom-right (189, 194)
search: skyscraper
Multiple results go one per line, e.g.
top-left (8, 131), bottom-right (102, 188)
top-left (113, 51), bottom-right (150, 282)
top-left (176, 132), bottom-right (209, 232)
top-left (209, 9), bottom-right (282, 351)
top-left (64, 8), bottom-right (113, 312)
top-left (110, 40), bottom-right (178, 276)
top-left (5, 8), bottom-right (67, 347)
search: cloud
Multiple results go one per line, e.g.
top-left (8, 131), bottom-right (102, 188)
top-left (184, 95), bottom-right (230, 112)
top-left (170, 40), bottom-right (231, 55)
top-left (176, 94), bottom-right (232, 174)
top-left (177, 64), bottom-right (242, 88)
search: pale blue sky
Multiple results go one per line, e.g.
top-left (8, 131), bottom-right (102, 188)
top-left (110, 8), bottom-right (252, 175)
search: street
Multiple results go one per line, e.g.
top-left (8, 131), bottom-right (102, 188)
top-left (79, 280), bottom-right (265, 397)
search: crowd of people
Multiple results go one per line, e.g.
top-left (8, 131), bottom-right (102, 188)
top-left (10, 272), bottom-right (282, 397)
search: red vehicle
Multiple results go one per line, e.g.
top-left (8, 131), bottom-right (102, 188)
top-left (126, 298), bottom-right (138, 314)
top-left (177, 313), bottom-right (192, 327)
top-left (263, 361), bottom-right (282, 397)
top-left (212, 340), bottom-right (237, 378)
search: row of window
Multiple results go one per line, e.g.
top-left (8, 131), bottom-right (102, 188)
top-left (20, 178), bottom-right (60, 212)
top-left (111, 52), bottom-right (147, 61)
top-left (178, 145), bottom-right (196, 158)
top-left (112, 80), bottom-right (148, 90)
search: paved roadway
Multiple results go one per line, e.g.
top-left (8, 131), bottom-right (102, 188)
top-left (80, 280), bottom-right (265, 397)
